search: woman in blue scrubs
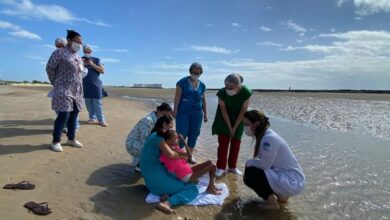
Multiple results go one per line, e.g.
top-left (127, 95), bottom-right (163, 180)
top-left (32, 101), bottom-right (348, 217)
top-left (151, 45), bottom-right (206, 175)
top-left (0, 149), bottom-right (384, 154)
top-left (173, 62), bottom-right (207, 164)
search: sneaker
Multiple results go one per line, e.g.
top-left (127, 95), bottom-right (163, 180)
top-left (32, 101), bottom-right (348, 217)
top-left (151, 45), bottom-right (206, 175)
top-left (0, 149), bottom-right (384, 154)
top-left (228, 168), bottom-right (243, 176)
top-left (99, 122), bottom-right (109, 127)
top-left (88, 119), bottom-right (98, 124)
top-left (50, 142), bottom-right (63, 152)
top-left (188, 156), bottom-right (197, 164)
top-left (66, 139), bottom-right (83, 148)
top-left (215, 168), bottom-right (225, 177)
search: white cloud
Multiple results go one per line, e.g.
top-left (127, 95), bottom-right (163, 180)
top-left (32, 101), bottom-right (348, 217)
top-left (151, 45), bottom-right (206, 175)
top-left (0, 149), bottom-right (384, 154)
top-left (232, 22), bottom-right (240, 27)
top-left (257, 41), bottom-right (282, 47)
top-left (102, 58), bottom-right (120, 63)
top-left (206, 23), bottom-right (215, 28)
top-left (0, 0), bottom-right (109, 26)
top-left (26, 55), bottom-right (44, 60)
top-left (10, 29), bottom-right (41, 40)
top-left (178, 45), bottom-right (238, 54)
top-left (354, 0), bottom-right (390, 15)
top-left (260, 26), bottom-right (272, 32)
top-left (109, 48), bottom-right (129, 53)
top-left (284, 20), bottom-right (307, 34)
top-left (0, 19), bottom-right (41, 40)
top-left (354, 16), bottom-right (363, 20)
top-left (337, 0), bottom-right (390, 16)
top-left (282, 30), bottom-right (390, 56)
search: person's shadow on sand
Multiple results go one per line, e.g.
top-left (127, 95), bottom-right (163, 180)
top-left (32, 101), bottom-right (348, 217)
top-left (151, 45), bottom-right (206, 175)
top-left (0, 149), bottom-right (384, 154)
top-left (0, 119), bottom-right (53, 127)
top-left (214, 198), bottom-right (297, 220)
top-left (0, 119), bottom-right (53, 139)
top-left (0, 127), bottom-right (53, 139)
top-left (0, 144), bottom-right (48, 155)
top-left (86, 163), bottom-right (155, 220)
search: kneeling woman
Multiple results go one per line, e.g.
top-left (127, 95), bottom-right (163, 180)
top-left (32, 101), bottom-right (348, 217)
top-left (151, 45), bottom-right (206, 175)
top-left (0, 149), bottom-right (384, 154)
top-left (242, 110), bottom-right (305, 209)
top-left (140, 115), bottom-right (198, 214)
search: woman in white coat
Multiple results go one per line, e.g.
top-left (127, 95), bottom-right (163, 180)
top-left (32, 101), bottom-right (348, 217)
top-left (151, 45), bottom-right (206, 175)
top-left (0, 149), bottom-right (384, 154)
top-left (242, 110), bottom-right (305, 209)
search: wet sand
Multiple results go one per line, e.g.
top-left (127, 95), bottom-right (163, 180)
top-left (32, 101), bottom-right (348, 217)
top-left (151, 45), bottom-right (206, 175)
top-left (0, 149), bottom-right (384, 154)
top-left (0, 85), bottom-right (256, 220)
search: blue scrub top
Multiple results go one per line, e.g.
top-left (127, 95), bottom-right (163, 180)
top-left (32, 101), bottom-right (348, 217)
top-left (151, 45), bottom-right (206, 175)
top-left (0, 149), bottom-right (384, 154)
top-left (83, 56), bottom-right (103, 99)
top-left (176, 76), bottom-right (206, 113)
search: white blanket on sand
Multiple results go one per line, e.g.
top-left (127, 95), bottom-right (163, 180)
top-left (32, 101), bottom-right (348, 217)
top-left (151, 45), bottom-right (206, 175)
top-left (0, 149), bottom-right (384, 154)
top-left (145, 177), bottom-right (229, 206)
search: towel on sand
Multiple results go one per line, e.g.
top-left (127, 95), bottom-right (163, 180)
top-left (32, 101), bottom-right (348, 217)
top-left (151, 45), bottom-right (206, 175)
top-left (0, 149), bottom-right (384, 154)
top-left (145, 177), bottom-right (229, 206)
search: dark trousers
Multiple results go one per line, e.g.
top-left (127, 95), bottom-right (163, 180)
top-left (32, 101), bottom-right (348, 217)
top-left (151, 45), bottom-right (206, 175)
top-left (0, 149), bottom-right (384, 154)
top-left (216, 135), bottom-right (241, 169)
top-left (243, 166), bottom-right (274, 200)
top-left (52, 102), bottom-right (79, 143)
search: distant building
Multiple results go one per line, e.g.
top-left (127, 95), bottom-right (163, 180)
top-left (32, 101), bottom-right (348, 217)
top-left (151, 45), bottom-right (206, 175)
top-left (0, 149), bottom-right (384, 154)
top-left (133, 83), bottom-right (163, 88)
top-left (0, 79), bottom-right (7, 85)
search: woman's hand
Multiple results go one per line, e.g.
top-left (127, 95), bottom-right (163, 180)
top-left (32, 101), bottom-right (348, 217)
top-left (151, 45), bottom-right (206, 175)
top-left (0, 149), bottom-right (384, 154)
top-left (203, 115), bottom-right (208, 123)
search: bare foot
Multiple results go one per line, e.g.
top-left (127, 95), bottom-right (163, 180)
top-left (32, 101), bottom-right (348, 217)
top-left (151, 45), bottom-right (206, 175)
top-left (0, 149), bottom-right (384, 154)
top-left (206, 186), bottom-right (221, 195)
top-left (277, 196), bottom-right (289, 204)
top-left (160, 194), bottom-right (169, 202)
top-left (156, 202), bottom-right (176, 214)
top-left (212, 184), bottom-right (222, 192)
top-left (257, 194), bottom-right (280, 210)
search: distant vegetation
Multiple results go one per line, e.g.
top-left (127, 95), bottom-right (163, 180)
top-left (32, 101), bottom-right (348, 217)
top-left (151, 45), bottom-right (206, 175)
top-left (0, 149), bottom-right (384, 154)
top-left (0, 79), bottom-right (50, 85)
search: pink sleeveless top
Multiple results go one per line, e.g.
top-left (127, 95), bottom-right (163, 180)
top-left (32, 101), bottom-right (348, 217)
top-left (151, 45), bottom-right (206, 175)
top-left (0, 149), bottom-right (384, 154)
top-left (160, 145), bottom-right (193, 180)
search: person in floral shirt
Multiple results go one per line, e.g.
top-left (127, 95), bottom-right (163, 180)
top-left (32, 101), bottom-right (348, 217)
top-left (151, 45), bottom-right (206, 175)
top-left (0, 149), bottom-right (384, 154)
top-left (126, 103), bottom-right (172, 172)
top-left (46, 30), bottom-right (84, 152)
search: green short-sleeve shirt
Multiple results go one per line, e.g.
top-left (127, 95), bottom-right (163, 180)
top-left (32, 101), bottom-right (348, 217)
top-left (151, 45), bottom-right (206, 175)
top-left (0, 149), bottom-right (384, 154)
top-left (212, 85), bottom-right (252, 140)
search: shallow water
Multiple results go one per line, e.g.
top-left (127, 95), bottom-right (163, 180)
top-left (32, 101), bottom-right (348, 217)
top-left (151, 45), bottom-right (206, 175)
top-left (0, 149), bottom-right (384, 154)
top-left (119, 92), bottom-right (390, 219)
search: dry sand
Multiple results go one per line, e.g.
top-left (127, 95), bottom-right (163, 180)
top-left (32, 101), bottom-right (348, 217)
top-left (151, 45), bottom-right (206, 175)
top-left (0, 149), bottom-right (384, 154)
top-left (0, 85), bottom-right (246, 220)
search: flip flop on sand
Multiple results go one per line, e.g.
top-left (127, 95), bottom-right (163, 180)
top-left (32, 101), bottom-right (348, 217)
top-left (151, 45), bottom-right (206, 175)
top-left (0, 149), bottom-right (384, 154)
top-left (24, 201), bottom-right (52, 216)
top-left (3, 181), bottom-right (35, 190)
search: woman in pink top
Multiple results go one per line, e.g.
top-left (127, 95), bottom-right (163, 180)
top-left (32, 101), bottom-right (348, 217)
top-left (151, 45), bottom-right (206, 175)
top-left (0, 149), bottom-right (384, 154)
top-left (159, 130), bottom-right (221, 195)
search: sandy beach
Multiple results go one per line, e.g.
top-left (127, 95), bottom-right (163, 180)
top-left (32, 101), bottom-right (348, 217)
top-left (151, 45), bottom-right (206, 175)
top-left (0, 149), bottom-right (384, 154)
top-left (1, 85), bottom-right (389, 220)
top-left (0, 85), bottom-right (253, 220)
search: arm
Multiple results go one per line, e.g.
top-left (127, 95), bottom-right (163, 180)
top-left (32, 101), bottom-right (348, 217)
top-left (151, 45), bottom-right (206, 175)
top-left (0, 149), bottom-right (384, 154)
top-left (202, 93), bottom-right (208, 122)
top-left (178, 134), bottom-right (192, 159)
top-left (87, 59), bottom-right (104, 73)
top-left (173, 85), bottom-right (182, 118)
top-left (218, 98), bottom-right (233, 136)
top-left (246, 137), bottom-right (279, 170)
top-left (159, 140), bottom-right (188, 160)
top-left (46, 51), bottom-right (60, 84)
top-left (232, 98), bottom-right (250, 133)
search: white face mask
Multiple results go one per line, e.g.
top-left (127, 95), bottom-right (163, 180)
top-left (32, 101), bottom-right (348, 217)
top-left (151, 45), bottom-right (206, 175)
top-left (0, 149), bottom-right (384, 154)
top-left (226, 89), bottom-right (237, 96)
top-left (71, 42), bottom-right (82, 52)
top-left (190, 74), bottom-right (199, 81)
top-left (244, 126), bottom-right (254, 137)
top-left (84, 53), bottom-right (91, 58)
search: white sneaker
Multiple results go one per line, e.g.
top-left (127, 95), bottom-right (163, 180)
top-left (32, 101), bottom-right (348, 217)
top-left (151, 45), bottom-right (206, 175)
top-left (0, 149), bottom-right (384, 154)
top-left (66, 139), bottom-right (83, 148)
top-left (51, 142), bottom-right (63, 152)
top-left (228, 168), bottom-right (243, 176)
top-left (215, 168), bottom-right (225, 177)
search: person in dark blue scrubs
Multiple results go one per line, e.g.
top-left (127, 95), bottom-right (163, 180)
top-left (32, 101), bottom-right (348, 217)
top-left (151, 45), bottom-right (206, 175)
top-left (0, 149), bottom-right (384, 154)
top-left (173, 63), bottom-right (207, 164)
top-left (82, 44), bottom-right (108, 127)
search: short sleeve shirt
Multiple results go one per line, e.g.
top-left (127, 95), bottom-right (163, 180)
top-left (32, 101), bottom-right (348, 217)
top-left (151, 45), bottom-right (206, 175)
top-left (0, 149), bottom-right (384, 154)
top-left (212, 85), bottom-right (252, 140)
top-left (83, 57), bottom-right (103, 99)
top-left (176, 76), bottom-right (206, 113)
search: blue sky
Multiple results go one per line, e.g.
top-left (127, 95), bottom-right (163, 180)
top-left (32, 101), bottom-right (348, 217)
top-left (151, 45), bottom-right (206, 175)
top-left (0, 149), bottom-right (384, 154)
top-left (1, 0), bottom-right (390, 89)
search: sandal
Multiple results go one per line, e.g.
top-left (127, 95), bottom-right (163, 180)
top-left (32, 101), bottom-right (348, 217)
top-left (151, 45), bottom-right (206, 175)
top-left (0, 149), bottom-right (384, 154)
top-left (24, 201), bottom-right (52, 215)
top-left (3, 181), bottom-right (35, 190)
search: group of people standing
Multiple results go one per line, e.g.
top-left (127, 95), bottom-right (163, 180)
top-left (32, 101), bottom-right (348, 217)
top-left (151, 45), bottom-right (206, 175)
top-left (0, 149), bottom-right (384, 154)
top-left (126, 62), bottom-right (306, 214)
top-left (46, 30), bottom-right (107, 152)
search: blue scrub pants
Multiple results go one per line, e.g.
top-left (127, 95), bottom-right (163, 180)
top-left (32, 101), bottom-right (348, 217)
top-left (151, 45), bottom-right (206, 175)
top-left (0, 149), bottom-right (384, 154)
top-left (175, 109), bottom-right (203, 148)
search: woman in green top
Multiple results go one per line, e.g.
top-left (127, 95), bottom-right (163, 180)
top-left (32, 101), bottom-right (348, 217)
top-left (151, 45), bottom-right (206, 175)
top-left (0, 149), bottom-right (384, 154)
top-left (212, 73), bottom-right (252, 177)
